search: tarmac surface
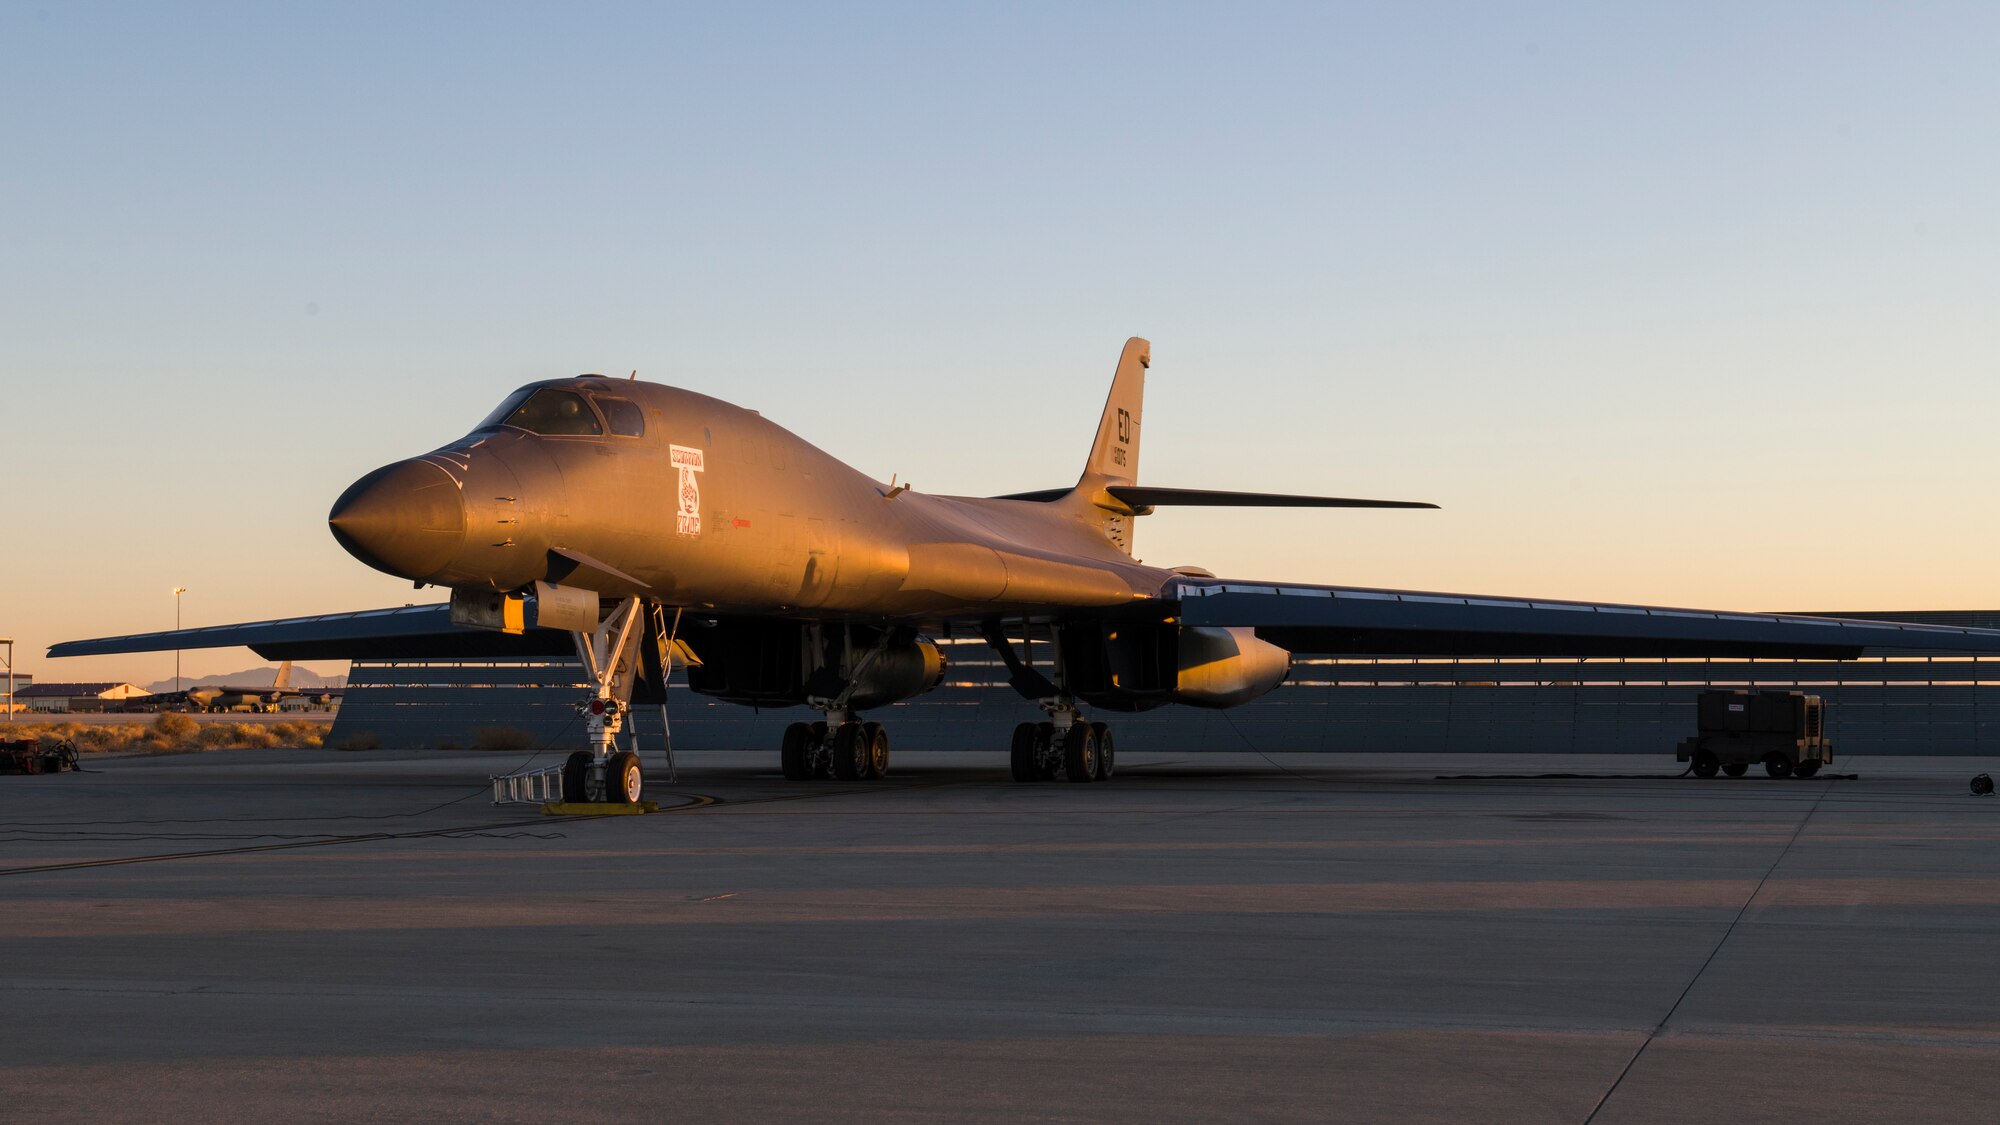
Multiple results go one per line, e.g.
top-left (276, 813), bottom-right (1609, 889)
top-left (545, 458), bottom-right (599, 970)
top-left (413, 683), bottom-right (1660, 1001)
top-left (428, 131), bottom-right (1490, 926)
top-left (2, 746), bottom-right (1997, 1123)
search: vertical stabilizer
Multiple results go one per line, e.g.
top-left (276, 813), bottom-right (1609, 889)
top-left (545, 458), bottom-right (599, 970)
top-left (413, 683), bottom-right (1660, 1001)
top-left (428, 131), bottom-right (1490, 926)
top-left (1076, 337), bottom-right (1148, 555)
top-left (273, 660), bottom-right (293, 690)
top-left (1083, 337), bottom-right (1147, 487)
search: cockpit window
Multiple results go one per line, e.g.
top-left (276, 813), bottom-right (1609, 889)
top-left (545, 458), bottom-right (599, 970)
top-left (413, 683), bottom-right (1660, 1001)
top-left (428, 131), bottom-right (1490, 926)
top-left (475, 388), bottom-right (536, 431)
top-left (594, 397), bottom-right (646, 437)
top-left (494, 388), bottom-right (602, 436)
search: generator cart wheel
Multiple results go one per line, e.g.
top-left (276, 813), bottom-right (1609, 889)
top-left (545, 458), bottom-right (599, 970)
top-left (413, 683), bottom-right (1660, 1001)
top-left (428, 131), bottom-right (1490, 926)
top-left (1722, 762), bottom-right (1748, 778)
top-left (1794, 760), bottom-right (1821, 779)
top-left (1764, 754), bottom-right (1794, 779)
top-left (1691, 750), bottom-right (1720, 779)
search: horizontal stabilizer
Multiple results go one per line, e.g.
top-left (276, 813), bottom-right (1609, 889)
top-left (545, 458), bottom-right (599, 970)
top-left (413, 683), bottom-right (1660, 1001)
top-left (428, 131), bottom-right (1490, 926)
top-left (991, 486), bottom-right (1437, 510)
top-left (1105, 487), bottom-right (1437, 510)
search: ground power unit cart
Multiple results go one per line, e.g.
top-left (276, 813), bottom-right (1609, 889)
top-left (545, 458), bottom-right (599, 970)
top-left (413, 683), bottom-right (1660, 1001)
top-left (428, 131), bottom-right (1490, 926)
top-left (1676, 689), bottom-right (1830, 779)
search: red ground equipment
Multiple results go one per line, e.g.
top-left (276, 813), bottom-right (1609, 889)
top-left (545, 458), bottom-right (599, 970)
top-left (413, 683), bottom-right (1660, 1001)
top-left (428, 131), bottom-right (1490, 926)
top-left (0, 737), bottom-right (81, 775)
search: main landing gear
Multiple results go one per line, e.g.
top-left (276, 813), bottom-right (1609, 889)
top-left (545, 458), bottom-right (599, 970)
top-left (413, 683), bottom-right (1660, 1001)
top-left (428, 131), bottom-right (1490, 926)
top-left (1009, 719), bottom-right (1115, 783)
top-left (978, 620), bottom-right (1119, 785)
top-left (776, 624), bottom-right (904, 782)
top-left (780, 716), bottom-right (891, 781)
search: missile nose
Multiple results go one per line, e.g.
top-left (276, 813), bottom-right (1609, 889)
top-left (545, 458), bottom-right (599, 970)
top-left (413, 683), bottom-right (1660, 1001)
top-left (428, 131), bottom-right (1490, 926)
top-left (328, 459), bottom-right (467, 581)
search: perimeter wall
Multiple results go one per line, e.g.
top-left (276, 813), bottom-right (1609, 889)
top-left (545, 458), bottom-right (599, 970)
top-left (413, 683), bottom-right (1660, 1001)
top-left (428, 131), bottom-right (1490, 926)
top-left (328, 611), bottom-right (2000, 756)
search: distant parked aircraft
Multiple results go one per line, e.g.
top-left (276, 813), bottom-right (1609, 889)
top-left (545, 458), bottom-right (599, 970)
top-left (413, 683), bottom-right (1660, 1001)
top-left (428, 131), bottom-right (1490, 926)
top-left (145, 662), bottom-right (339, 712)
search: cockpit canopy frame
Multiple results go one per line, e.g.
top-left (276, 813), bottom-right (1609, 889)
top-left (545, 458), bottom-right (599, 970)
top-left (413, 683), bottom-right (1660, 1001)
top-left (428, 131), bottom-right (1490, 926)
top-left (476, 380), bottom-right (647, 439)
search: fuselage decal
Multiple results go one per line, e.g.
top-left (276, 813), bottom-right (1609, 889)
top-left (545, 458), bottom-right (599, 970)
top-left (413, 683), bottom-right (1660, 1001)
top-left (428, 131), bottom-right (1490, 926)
top-left (671, 444), bottom-right (706, 537)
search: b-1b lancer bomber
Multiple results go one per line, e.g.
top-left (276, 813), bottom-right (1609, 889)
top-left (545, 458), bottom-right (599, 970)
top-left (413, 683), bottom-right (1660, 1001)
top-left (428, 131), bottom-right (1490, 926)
top-left (54, 339), bottom-right (2000, 800)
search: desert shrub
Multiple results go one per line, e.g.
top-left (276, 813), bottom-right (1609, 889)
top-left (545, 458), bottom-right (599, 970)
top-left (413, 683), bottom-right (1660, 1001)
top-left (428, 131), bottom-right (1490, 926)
top-left (333, 731), bottom-right (383, 751)
top-left (69, 725), bottom-right (125, 752)
top-left (270, 722), bottom-right (326, 748)
top-left (472, 726), bottom-right (539, 752)
top-left (236, 724), bottom-right (281, 749)
top-left (152, 713), bottom-right (199, 742)
top-left (6, 715), bottom-right (332, 754)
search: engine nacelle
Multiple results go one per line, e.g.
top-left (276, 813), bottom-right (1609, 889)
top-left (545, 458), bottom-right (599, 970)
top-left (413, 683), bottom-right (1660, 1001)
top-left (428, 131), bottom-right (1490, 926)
top-left (1063, 622), bottom-right (1291, 712)
top-left (1172, 626), bottom-right (1292, 708)
top-left (845, 635), bottom-right (948, 710)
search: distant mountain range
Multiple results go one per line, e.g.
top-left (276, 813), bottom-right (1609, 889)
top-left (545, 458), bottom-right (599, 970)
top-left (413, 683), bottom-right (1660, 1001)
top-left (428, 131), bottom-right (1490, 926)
top-left (142, 667), bottom-right (346, 693)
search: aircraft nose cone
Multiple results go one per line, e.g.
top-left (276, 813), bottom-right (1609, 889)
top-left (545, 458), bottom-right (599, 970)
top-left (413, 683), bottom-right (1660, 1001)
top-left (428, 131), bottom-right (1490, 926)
top-left (328, 459), bottom-right (467, 581)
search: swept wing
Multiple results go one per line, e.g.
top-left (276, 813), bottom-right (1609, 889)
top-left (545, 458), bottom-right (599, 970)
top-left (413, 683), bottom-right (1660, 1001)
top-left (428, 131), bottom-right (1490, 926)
top-left (1172, 578), bottom-right (2000, 659)
top-left (54, 580), bottom-right (2000, 667)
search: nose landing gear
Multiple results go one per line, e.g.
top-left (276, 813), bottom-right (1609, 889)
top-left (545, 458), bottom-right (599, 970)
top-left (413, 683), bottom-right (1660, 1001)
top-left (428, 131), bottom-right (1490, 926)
top-left (554, 595), bottom-right (660, 805)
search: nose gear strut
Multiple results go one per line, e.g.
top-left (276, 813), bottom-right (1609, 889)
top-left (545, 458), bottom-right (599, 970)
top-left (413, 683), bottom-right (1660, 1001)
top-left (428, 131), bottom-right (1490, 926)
top-left (562, 595), bottom-right (649, 803)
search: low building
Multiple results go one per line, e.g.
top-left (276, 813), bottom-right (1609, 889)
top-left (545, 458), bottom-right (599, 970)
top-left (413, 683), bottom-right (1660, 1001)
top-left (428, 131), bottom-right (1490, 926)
top-left (1, 673), bottom-right (30, 715)
top-left (19, 682), bottom-right (151, 714)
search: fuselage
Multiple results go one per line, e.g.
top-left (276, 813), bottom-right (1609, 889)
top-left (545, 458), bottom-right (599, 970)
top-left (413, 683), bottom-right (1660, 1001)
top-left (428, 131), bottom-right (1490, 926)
top-left (328, 376), bottom-right (1176, 620)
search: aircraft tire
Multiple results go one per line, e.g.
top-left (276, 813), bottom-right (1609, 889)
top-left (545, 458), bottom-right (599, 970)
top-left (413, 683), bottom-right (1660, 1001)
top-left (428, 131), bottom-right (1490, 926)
top-left (830, 723), bottom-right (867, 781)
top-left (864, 722), bottom-right (889, 779)
top-left (1063, 724), bottom-right (1098, 783)
top-left (561, 751), bottom-right (593, 802)
top-left (607, 750), bottom-right (643, 804)
top-left (1722, 762), bottom-right (1748, 778)
top-left (1795, 760), bottom-right (1821, 778)
top-left (1009, 723), bottom-right (1040, 782)
top-left (1091, 723), bottom-right (1114, 781)
top-left (1034, 723), bottom-right (1060, 780)
top-left (1691, 751), bottom-right (1719, 779)
top-left (810, 722), bottom-right (832, 779)
top-left (781, 722), bottom-right (813, 780)
top-left (1764, 754), bottom-right (1794, 779)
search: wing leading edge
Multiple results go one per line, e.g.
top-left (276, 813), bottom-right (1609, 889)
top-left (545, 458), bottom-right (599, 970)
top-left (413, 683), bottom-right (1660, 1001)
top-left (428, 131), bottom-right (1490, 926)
top-left (46, 604), bottom-right (575, 662)
top-left (56, 582), bottom-right (2000, 665)
top-left (1171, 579), bottom-right (2000, 659)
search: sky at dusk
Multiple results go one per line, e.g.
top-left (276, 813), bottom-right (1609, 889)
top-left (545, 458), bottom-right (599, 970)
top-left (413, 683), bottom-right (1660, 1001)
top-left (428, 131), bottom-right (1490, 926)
top-left (4, 2), bottom-right (1999, 685)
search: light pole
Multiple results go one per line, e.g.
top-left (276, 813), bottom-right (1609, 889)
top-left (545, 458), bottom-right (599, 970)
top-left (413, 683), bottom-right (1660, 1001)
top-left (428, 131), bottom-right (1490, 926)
top-left (172, 587), bottom-right (187, 696)
top-left (1, 637), bottom-right (13, 724)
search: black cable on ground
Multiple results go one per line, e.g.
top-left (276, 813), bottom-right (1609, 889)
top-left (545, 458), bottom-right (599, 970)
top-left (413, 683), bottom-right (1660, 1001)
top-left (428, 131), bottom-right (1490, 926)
top-left (1580, 770), bottom-right (1838, 1123)
top-left (0, 792), bottom-right (718, 878)
top-left (5, 715), bottom-right (584, 830)
top-left (1432, 771), bottom-right (1859, 781)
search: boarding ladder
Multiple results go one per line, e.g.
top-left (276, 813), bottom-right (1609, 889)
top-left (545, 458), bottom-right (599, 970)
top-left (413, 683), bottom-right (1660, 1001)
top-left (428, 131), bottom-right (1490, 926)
top-left (489, 764), bottom-right (565, 805)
